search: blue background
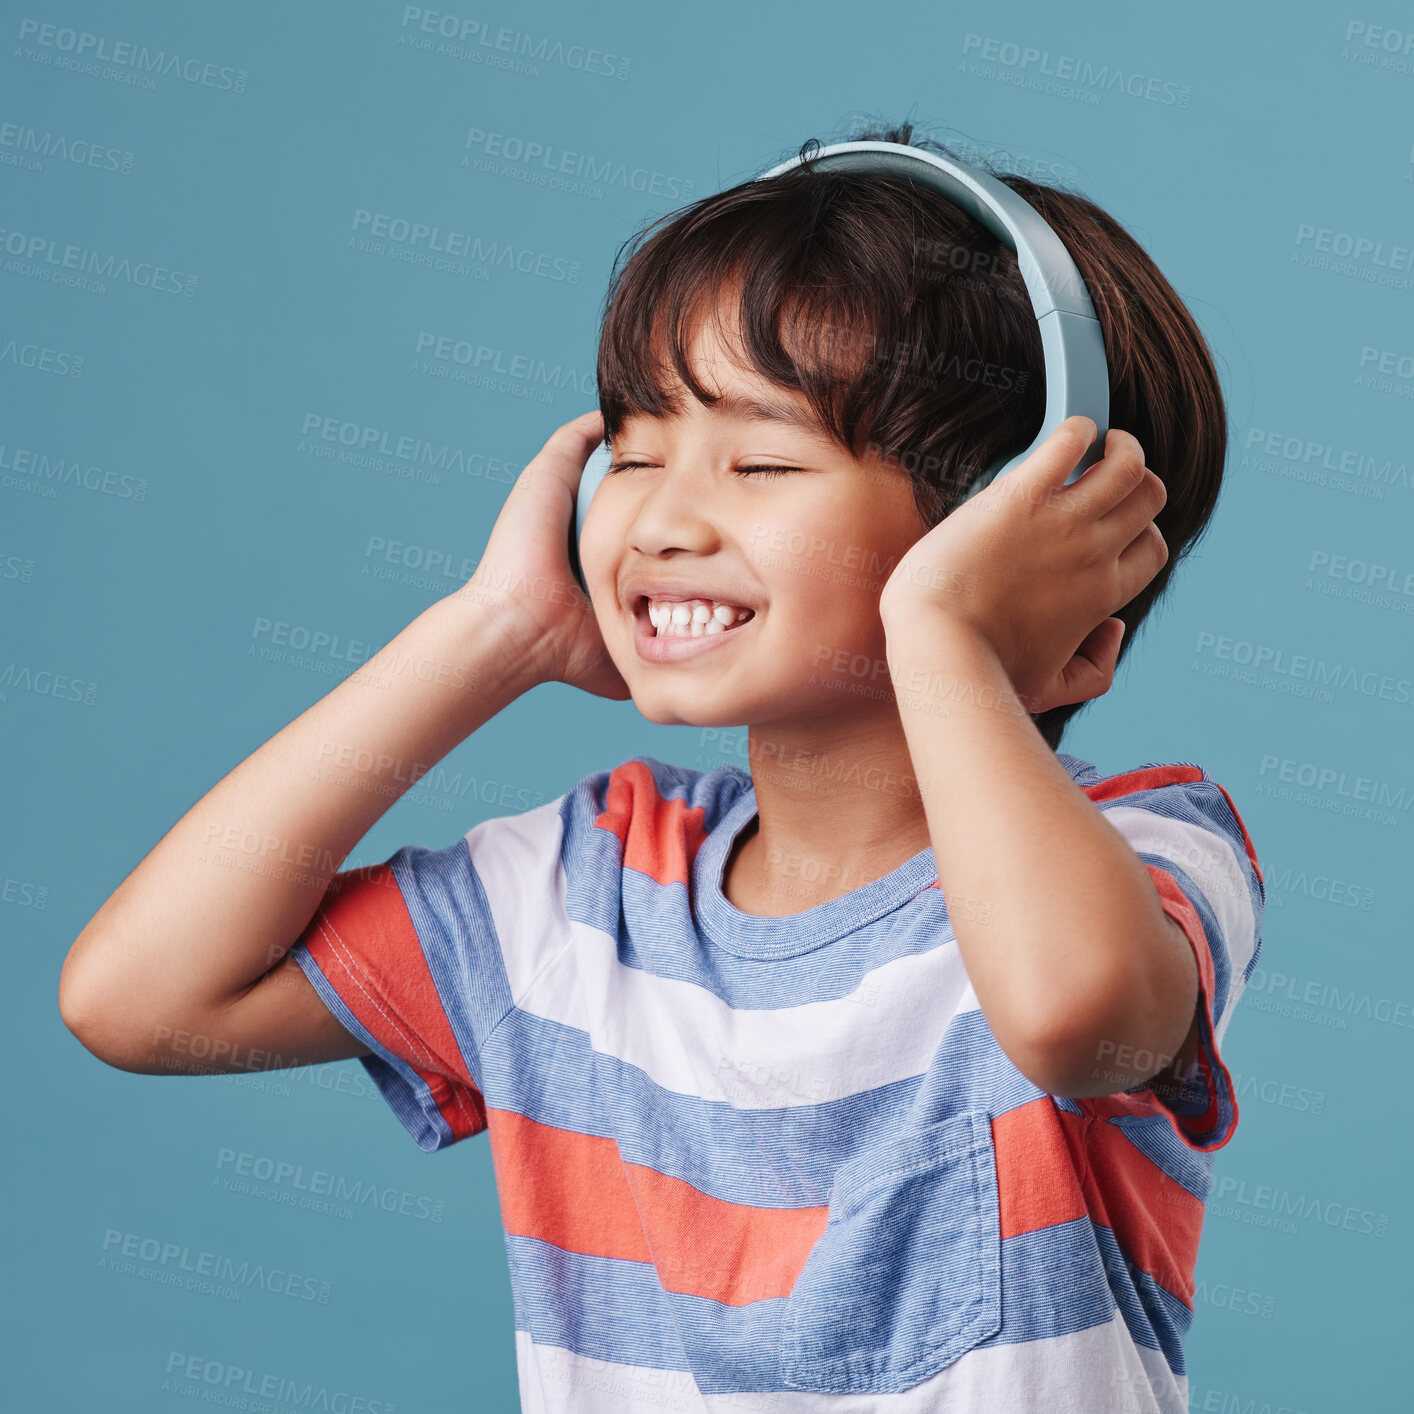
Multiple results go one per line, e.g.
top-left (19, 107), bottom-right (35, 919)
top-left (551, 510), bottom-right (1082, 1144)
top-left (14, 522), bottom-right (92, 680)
top-left (8, 1), bottom-right (1412, 1408)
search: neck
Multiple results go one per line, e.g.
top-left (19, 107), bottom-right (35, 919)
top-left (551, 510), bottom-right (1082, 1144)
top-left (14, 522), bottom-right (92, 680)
top-left (722, 714), bottom-right (934, 914)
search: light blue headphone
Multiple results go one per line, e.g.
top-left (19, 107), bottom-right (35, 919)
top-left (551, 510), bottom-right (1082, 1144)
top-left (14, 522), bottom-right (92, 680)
top-left (569, 139), bottom-right (1110, 597)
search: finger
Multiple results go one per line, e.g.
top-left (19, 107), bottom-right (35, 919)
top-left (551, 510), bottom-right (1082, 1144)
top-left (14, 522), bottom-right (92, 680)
top-left (529, 411), bottom-right (609, 490)
top-left (1046, 618), bottom-right (1124, 710)
top-left (1096, 465), bottom-right (1166, 557)
top-left (1114, 521), bottom-right (1170, 604)
top-left (1013, 415), bottom-right (1102, 495)
top-left (1061, 428), bottom-right (1149, 520)
top-left (559, 408), bottom-right (607, 456)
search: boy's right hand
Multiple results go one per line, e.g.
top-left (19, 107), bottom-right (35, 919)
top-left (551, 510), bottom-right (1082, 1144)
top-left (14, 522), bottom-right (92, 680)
top-left (455, 410), bottom-right (631, 701)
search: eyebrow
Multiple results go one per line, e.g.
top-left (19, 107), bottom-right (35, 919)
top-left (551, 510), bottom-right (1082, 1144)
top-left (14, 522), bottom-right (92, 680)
top-left (700, 389), bottom-right (828, 438)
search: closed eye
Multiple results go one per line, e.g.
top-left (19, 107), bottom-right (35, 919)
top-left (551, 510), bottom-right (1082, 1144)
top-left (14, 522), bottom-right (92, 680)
top-left (606, 461), bottom-right (801, 478)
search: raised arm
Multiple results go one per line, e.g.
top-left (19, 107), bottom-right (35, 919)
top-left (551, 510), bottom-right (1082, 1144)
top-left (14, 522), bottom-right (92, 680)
top-left (58, 596), bottom-right (540, 1074)
top-left (58, 411), bottom-right (625, 1076)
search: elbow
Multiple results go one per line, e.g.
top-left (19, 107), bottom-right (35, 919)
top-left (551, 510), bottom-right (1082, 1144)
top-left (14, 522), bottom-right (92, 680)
top-left (1007, 989), bottom-right (1129, 1100)
top-left (58, 946), bottom-right (93, 1045)
top-left (58, 946), bottom-right (147, 1073)
top-left (1006, 917), bottom-right (1196, 1100)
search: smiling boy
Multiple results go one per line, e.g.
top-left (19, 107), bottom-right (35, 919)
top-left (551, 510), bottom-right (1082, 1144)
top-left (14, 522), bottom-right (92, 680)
top-left (62, 127), bottom-right (1265, 1414)
top-left (582, 292), bottom-right (1209, 1102)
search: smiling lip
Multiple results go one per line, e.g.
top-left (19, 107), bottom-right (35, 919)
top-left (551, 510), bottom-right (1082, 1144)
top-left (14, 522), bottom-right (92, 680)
top-left (631, 596), bottom-right (758, 664)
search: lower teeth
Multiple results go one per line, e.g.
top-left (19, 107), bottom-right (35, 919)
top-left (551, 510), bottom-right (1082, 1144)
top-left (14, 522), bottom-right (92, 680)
top-left (654, 619), bottom-right (749, 639)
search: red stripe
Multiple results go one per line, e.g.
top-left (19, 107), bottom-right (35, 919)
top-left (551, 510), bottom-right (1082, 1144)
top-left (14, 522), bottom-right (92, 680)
top-left (994, 1097), bottom-right (1089, 1235)
top-left (595, 760), bottom-right (712, 888)
top-left (1076, 863), bottom-right (1237, 1153)
top-left (487, 1098), bottom-right (1208, 1311)
top-left (1068, 1107), bottom-right (1206, 1308)
top-left (996, 1098), bottom-right (1206, 1308)
top-left (300, 863), bottom-right (487, 1143)
top-left (487, 1108), bottom-right (828, 1305)
top-left (1078, 761), bottom-right (1206, 804)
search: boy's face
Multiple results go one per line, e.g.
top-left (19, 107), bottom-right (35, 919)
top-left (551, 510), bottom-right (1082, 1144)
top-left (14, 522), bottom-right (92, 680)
top-left (580, 306), bottom-right (933, 728)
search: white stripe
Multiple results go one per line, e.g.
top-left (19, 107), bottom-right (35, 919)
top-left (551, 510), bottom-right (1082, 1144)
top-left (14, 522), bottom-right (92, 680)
top-left (464, 803), bottom-right (982, 1110)
top-left (1099, 804), bottom-right (1259, 1045)
top-left (513, 1316), bottom-right (1187, 1414)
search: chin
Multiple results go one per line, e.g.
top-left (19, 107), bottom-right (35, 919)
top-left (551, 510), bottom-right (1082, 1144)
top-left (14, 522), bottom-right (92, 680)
top-left (628, 689), bottom-right (742, 730)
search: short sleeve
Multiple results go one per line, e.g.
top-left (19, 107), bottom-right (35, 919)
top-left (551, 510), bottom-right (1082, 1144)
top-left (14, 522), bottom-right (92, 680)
top-left (1082, 762), bottom-right (1266, 1152)
top-left (289, 837), bottom-right (514, 1153)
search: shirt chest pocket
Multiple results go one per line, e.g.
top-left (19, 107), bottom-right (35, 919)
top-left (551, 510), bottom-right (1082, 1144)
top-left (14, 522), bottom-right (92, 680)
top-left (778, 1109), bottom-right (1002, 1395)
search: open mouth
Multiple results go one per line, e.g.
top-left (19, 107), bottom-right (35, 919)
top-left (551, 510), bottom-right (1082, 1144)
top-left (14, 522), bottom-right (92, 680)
top-left (634, 596), bottom-right (757, 640)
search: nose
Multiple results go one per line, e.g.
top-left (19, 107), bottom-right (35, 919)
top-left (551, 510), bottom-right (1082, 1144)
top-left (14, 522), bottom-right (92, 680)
top-left (623, 459), bottom-right (725, 561)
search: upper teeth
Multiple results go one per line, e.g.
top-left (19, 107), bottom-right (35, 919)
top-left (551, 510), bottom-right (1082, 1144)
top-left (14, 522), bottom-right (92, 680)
top-left (646, 597), bottom-right (753, 637)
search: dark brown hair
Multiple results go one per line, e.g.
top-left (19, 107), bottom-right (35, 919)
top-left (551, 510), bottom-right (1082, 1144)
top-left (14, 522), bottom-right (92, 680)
top-left (594, 118), bottom-right (1227, 751)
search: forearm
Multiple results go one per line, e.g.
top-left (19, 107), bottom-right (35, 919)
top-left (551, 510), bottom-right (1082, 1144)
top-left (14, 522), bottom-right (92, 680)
top-left (884, 604), bottom-right (1194, 1094)
top-left (61, 594), bottom-right (541, 1026)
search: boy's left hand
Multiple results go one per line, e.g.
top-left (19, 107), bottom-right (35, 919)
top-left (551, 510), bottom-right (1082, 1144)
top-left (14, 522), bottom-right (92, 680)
top-left (878, 417), bottom-right (1169, 715)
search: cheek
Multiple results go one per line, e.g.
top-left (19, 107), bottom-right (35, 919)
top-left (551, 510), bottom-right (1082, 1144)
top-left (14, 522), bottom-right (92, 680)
top-left (766, 585), bottom-right (888, 676)
top-left (578, 507), bottom-right (625, 596)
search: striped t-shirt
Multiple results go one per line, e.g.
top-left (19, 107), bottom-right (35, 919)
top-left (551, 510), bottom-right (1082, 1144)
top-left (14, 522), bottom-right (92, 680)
top-left (290, 750), bottom-right (1265, 1414)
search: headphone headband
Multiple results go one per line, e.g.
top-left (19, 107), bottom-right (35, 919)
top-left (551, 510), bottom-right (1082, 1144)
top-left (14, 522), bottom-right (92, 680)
top-left (569, 139), bottom-right (1110, 596)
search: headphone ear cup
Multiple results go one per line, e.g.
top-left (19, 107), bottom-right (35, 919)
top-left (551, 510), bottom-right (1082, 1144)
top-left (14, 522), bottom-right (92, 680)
top-left (568, 514), bottom-right (588, 598)
top-left (569, 441), bottom-right (613, 600)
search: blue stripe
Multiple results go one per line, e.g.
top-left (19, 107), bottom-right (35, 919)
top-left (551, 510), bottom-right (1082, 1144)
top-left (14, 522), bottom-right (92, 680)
top-left (1106, 1112), bottom-right (1215, 1200)
top-left (390, 839), bottom-right (516, 1093)
top-left (587, 866), bottom-right (956, 1009)
top-left (288, 942), bottom-right (457, 1153)
top-left (504, 1213), bottom-right (1192, 1393)
top-left (485, 1006), bottom-right (1048, 1204)
top-left (1096, 1221), bottom-right (1194, 1376)
top-left (482, 1003), bottom-right (1211, 1207)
